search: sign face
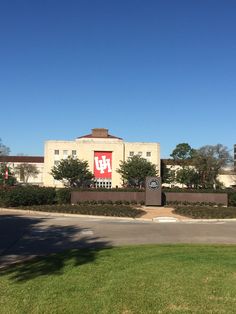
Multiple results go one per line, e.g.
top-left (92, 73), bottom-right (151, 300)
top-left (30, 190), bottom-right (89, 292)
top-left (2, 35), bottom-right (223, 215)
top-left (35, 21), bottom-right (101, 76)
top-left (94, 152), bottom-right (112, 179)
top-left (145, 177), bottom-right (162, 206)
top-left (148, 178), bottom-right (160, 191)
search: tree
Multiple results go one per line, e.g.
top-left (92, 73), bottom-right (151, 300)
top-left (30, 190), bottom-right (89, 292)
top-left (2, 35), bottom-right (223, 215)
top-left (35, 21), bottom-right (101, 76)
top-left (0, 163), bottom-right (16, 186)
top-left (169, 143), bottom-right (197, 187)
top-left (193, 144), bottom-right (233, 189)
top-left (117, 155), bottom-right (157, 188)
top-left (161, 162), bottom-right (175, 185)
top-left (175, 167), bottom-right (199, 188)
top-left (14, 163), bottom-right (39, 183)
top-left (0, 139), bottom-right (10, 156)
top-left (170, 143), bottom-right (196, 162)
top-left (51, 156), bottom-right (94, 188)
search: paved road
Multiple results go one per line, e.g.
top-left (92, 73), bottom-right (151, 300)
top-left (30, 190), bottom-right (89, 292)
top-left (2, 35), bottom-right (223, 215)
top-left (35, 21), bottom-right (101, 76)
top-left (1, 210), bottom-right (236, 267)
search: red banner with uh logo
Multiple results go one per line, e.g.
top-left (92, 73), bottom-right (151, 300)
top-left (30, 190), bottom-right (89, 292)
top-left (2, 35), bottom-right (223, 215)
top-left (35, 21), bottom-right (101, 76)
top-left (94, 152), bottom-right (112, 179)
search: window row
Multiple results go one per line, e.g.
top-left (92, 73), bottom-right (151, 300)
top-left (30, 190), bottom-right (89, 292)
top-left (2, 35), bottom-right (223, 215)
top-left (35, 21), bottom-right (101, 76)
top-left (129, 151), bottom-right (151, 157)
top-left (54, 150), bottom-right (77, 156)
top-left (95, 179), bottom-right (112, 189)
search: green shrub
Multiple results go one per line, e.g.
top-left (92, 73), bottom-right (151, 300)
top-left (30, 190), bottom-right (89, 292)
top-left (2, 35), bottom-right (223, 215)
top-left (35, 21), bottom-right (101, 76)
top-left (174, 206), bottom-right (236, 219)
top-left (228, 191), bottom-right (236, 207)
top-left (106, 200), bottom-right (113, 205)
top-left (89, 200), bottom-right (98, 205)
top-left (55, 188), bottom-right (71, 204)
top-left (123, 200), bottom-right (130, 205)
top-left (98, 200), bottom-right (106, 205)
top-left (72, 187), bottom-right (145, 192)
top-left (16, 204), bottom-right (145, 218)
top-left (0, 186), bottom-right (56, 207)
top-left (115, 200), bottom-right (122, 205)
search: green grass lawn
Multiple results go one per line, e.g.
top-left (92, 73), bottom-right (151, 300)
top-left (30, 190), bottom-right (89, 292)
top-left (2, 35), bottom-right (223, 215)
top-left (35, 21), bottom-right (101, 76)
top-left (1, 245), bottom-right (236, 314)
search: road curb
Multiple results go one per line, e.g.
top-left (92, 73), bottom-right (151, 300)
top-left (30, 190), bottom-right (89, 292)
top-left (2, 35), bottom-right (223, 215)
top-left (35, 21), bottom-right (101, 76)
top-left (0, 207), bottom-right (151, 222)
top-left (1, 207), bottom-right (236, 223)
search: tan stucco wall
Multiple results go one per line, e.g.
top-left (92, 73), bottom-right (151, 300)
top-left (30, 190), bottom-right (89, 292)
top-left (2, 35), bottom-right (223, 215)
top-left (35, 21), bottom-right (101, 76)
top-left (43, 137), bottom-right (161, 187)
top-left (124, 142), bottom-right (160, 175)
top-left (44, 141), bottom-right (78, 187)
top-left (218, 174), bottom-right (236, 187)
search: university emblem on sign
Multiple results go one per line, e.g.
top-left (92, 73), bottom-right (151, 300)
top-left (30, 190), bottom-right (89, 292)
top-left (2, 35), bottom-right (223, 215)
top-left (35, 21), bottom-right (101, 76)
top-left (148, 178), bottom-right (160, 191)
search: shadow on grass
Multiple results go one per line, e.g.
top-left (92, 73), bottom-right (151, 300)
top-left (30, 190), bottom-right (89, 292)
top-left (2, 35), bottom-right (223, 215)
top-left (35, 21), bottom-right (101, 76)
top-left (0, 214), bottom-right (111, 282)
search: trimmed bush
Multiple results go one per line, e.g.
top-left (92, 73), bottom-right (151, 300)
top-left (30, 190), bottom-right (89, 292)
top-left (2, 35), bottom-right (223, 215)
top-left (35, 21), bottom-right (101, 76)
top-left (162, 187), bottom-right (228, 193)
top-left (0, 186), bottom-right (56, 207)
top-left (174, 206), bottom-right (236, 219)
top-left (228, 191), bottom-right (236, 207)
top-left (55, 188), bottom-right (71, 204)
top-left (16, 204), bottom-right (145, 218)
top-left (72, 187), bottom-right (145, 192)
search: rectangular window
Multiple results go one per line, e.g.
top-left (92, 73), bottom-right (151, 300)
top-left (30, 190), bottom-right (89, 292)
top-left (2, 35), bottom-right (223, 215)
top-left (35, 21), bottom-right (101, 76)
top-left (54, 150), bottom-right (59, 155)
top-left (72, 150), bottom-right (77, 156)
top-left (63, 150), bottom-right (68, 155)
top-left (129, 151), bottom-right (134, 157)
top-left (138, 152), bottom-right (142, 156)
top-left (54, 160), bottom-right (60, 166)
top-left (146, 152), bottom-right (151, 157)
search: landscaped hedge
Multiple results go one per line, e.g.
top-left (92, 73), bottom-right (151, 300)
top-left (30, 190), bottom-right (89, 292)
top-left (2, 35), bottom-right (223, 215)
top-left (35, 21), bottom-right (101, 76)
top-left (17, 204), bottom-right (145, 218)
top-left (55, 188), bottom-right (71, 204)
top-left (1, 185), bottom-right (235, 209)
top-left (162, 187), bottom-right (230, 193)
top-left (174, 206), bottom-right (236, 219)
top-left (228, 191), bottom-right (236, 207)
top-left (164, 188), bottom-right (236, 207)
top-left (72, 187), bottom-right (145, 192)
top-left (0, 186), bottom-right (56, 207)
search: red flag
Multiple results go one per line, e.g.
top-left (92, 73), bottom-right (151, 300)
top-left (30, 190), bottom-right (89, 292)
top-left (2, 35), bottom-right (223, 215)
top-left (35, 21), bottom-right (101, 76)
top-left (5, 168), bottom-right (8, 180)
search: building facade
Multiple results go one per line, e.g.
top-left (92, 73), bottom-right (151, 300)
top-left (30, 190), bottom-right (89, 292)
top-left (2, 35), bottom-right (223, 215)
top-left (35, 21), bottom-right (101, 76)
top-left (0, 156), bottom-right (44, 185)
top-left (234, 144), bottom-right (236, 171)
top-left (162, 159), bottom-right (236, 188)
top-left (43, 128), bottom-right (161, 188)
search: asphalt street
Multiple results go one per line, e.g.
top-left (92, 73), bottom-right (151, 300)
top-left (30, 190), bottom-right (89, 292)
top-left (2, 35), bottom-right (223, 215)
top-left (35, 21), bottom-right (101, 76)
top-left (1, 210), bottom-right (236, 267)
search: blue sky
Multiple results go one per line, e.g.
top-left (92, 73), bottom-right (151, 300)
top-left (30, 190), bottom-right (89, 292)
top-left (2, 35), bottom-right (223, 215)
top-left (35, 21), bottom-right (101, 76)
top-left (0, 0), bottom-right (235, 158)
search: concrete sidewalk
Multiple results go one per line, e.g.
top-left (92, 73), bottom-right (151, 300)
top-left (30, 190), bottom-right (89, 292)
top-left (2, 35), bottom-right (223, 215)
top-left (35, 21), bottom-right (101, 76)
top-left (140, 206), bottom-right (191, 221)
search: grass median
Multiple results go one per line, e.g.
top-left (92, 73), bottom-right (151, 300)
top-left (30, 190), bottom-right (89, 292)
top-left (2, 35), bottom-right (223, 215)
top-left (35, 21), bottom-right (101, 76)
top-left (1, 244), bottom-right (236, 313)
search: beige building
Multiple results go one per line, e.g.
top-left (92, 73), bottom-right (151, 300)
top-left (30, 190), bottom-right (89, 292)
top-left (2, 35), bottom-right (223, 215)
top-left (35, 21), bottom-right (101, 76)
top-left (162, 160), bottom-right (236, 188)
top-left (0, 156), bottom-right (44, 185)
top-left (43, 128), bottom-right (161, 188)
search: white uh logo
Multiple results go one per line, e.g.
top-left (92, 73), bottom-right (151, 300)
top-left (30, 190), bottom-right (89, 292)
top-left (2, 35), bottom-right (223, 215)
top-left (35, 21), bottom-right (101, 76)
top-left (95, 156), bottom-right (112, 174)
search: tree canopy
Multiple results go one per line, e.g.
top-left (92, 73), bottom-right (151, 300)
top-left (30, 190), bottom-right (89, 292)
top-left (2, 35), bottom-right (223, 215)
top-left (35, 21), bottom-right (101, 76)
top-left (51, 156), bottom-right (93, 188)
top-left (117, 155), bottom-right (157, 188)
top-left (169, 143), bottom-right (233, 189)
top-left (0, 139), bottom-right (10, 156)
top-left (170, 143), bottom-right (195, 161)
top-left (193, 144), bottom-right (232, 189)
top-left (161, 162), bottom-right (175, 184)
top-left (14, 163), bottom-right (39, 183)
top-left (175, 167), bottom-right (199, 188)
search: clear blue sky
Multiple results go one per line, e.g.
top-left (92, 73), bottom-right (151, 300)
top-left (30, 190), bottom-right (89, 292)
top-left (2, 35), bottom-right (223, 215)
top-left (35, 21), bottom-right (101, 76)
top-left (0, 0), bottom-right (235, 158)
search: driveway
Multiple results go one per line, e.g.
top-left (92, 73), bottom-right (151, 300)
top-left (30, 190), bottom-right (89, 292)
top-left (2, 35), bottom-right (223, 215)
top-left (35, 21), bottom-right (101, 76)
top-left (1, 210), bottom-right (236, 267)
